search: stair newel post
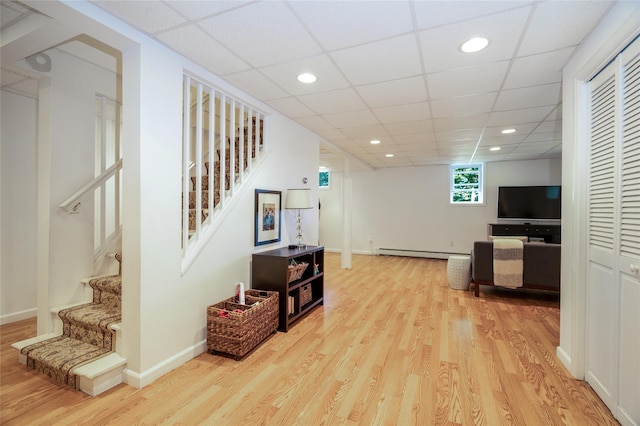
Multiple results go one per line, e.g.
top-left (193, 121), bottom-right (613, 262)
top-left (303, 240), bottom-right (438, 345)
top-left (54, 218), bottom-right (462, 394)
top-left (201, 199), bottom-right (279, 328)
top-left (182, 76), bottom-right (191, 252)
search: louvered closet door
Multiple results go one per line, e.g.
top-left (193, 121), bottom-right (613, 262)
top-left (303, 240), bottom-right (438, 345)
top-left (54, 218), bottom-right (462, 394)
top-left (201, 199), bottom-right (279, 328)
top-left (617, 40), bottom-right (640, 426)
top-left (587, 36), bottom-right (640, 426)
top-left (587, 60), bottom-right (619, 412)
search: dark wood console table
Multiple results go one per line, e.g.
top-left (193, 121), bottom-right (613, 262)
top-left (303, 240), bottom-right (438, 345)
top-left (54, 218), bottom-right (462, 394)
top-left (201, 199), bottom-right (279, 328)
top-left (251, 245), bottom-right (324, 332)
top-left (488, 223), bottom-right (561, 244)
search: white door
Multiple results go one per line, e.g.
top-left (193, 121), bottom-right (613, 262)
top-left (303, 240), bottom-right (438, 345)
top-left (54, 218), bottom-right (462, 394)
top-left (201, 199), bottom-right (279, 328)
top-left (587, 37), bottom-right (640, 426)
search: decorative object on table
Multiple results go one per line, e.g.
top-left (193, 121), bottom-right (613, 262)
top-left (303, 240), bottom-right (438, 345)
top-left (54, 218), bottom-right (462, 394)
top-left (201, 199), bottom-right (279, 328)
top-left (285, 188), bottom-right (312, 248)
top-left (255, 189), bottom-right (281, 246)
top-left (207, 289), bottom-right (279, 359)
top-left (235, 282), bottom-right (245, 304)
top-left (287, 259), bottom-right (309, 283)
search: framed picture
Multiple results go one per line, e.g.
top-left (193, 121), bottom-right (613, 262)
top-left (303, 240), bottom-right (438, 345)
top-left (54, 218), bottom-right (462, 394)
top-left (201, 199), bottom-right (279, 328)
top-left (255, 189), bottom-right (281, 246)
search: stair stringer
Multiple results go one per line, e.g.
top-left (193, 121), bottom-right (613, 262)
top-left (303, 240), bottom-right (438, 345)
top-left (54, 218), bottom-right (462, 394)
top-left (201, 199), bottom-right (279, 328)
top-left (181, 151), bottom-right (270, 275)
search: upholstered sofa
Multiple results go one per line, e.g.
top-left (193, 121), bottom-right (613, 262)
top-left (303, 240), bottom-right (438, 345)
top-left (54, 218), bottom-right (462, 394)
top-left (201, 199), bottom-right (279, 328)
top-left (471, 240), bottom-right (561, 297)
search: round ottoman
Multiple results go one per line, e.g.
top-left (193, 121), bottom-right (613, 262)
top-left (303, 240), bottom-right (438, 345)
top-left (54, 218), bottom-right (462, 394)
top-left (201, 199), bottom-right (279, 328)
top-left (447, 255), bottom-right (471, 290)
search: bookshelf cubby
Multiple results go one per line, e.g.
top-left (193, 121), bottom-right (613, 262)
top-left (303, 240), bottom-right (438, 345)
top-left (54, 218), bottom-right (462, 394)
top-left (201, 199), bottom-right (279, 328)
top-left (251, 245), bottom-right (324, 332)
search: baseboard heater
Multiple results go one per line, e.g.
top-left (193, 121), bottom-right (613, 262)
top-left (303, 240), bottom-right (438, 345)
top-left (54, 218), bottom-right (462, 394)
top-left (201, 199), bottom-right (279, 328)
top-left (377, 248), bottom-right (466, 260)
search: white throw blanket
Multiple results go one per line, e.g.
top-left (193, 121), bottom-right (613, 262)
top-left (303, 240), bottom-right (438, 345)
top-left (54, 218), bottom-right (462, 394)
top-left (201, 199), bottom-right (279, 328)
top-left (493, 239), bottom-right (524, 288)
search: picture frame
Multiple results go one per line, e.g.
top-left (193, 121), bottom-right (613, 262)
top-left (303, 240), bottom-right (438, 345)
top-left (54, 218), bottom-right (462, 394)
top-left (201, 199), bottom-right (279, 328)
top-left (255, 189), bottom-right (281, 246)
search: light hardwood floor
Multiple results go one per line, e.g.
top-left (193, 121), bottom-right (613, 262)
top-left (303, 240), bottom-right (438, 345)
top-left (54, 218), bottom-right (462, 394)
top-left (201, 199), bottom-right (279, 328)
top-left (1, 253), bottom-right (617, 425)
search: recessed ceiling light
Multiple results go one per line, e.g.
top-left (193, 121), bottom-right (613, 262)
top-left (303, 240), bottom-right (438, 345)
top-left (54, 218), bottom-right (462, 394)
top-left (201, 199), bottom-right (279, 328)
top-left (370, 139), bottom-right (381, 145)
top-left (490, 147), bottom-right (501, 151)
top-left (297, 73), bottom-right (317, 84)
top-left (385, 153), bottom-right (394, 158)
top-left (461, 37), bottom-right (489, 53)
top-left (501, 128), bottom-right (516, 134)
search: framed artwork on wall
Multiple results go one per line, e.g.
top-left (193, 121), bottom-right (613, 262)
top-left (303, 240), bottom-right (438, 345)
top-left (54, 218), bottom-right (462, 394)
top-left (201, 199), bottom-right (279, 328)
top-left (255, 189), bottom-right (281, 246)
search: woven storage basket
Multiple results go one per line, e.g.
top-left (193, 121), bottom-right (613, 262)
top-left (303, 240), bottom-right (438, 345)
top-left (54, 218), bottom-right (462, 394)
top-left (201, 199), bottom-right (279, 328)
top-left (286, 262), bottom-right (308, 283)
top-left (207, 289), bottom-right (279, 359)
top-left (300, 283), bottom-right (312, 306)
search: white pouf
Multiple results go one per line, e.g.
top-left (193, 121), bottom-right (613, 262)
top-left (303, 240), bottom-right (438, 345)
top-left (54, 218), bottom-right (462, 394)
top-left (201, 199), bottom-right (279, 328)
top-left (447, 255), bottom-right (471, 290)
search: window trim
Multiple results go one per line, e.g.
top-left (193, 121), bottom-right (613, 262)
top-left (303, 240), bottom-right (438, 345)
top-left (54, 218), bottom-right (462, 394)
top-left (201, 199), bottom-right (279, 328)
top-left (449, 163), bottom-right (485, 205)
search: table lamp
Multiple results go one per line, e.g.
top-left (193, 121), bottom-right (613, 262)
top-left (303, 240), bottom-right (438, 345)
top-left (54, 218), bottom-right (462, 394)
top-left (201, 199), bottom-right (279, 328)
top-left (285, 189), bottom-right (312, 248)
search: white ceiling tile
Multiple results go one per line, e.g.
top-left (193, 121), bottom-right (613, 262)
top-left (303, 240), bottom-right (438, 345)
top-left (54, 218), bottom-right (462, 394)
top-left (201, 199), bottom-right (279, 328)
top-left (165, 1), bottom-right (253, 21)
top-left (431, 93), bottom-right (497, 118)
top-left (518, 0), bottom-right (614, 56)
top-left (397, 143), bottom-right (440, 153)
top-left (259, 54), bottom-right (350, 96)
top-left (223, 69), bottom-right (288, 101)
top-left (290, 1), bottom-right (413, 51)
top-left (419, 7), bottom-right (530, 73)
top-left (357, 76), bottom-right (428, 108)
top-left (436, 128), bottom-right (483, 142)
top-left (432, 115), bottom-right (489, 132)
top-left (392, 133), bottom-right (438, 144)
top-left (413, 1), bottom-right (531, 29)
top-left (488, 105), bottom-right (556, 127)
top-left (295, 116), bottom-right (335, 132)
top-left (94, 1), bottom-right (186, 34)
top-left (322, 110), bottom-right (379, 129)
top-left (198, 2), bottom-right (322, 67)
top-left (267, 97), bottom-right (316, 119)
top-left (533, 120), bottom-right (562, 134)
top-left (298, 88), bottom-right (367, 115)
top-left (338, 124), bottom-right (389, 139)
top-left (156, 25), bottom-right (249, 75)
top-left (494, 83), bottom-right (561, 111)
top-left (480, 135), bottom-right (526, 146)
top-left (522, 132), bottom-right (562, 143)
top-left (383, 120), bottom-right (434, 136)
top-left (427, 61), bottom-right (509, 99)
top-left (373, 102), bottom-right (431, 124)
top-left (331, 34), bottom-right (422, 86)
top-left (484, 123), bottom-right (538, 137)
top-left (503, 48), bottom-right (574, 89)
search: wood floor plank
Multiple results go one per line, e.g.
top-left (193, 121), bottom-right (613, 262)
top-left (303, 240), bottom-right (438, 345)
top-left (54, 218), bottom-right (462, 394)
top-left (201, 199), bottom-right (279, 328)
top-left (0, 253), bottom-right (619, 425)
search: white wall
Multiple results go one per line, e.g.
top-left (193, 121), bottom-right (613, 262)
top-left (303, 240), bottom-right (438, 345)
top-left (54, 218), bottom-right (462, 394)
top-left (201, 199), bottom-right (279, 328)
top-left (559, 2), bottom-right (640, 379)
top-left (320, 158), bottom-right (561, 255)
top-left (1, 90), bottom-right (38, 324)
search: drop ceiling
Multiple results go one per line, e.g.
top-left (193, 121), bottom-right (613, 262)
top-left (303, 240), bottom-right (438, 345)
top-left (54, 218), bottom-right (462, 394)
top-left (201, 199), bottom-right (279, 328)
top-left (1, 1), bottom-right (616, 171)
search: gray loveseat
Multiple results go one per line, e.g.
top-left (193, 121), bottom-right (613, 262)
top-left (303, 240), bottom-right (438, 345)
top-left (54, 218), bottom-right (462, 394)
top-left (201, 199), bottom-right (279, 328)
top-left (471, 240), bottom-right (561, 297)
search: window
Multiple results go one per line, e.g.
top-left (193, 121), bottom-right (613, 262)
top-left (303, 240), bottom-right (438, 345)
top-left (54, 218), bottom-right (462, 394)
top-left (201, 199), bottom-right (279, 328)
top-left (450, 163), bottom-right (484, 204)
top-left (319, 170), bottom-right (330, 189)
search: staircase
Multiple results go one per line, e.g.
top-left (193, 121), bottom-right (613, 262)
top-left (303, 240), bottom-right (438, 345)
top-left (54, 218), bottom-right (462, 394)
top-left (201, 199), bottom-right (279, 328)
top-left (12, 254), bottom-right (126, 396)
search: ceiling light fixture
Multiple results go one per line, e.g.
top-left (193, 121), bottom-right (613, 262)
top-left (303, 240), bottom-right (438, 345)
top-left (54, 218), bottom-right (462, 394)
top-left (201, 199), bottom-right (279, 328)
top-left (385, 153), bottom-right (394, 158)
top-left (490, 147), bottom-right (501, 151)
top-left (370, 139), bottom-right (381, 145)
top-left (461, 37), bottom-right (489, 53)
top-left (501, 128), bottom-right (516, 134)
top-left (297, 73), bottom-right (317, 84)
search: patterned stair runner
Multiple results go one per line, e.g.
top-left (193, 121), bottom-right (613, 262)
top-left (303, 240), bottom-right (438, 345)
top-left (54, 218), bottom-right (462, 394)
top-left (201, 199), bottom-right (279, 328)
top-left (20, 274), bottom-right (122, 389)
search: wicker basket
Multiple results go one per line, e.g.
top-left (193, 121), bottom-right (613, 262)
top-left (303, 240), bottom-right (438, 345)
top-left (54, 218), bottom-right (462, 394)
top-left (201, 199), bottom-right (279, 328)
top-left (207, 289), bottom-right (279, 359)
top-left (300, 283), bottom-right (312, 306)
top-left (287, 262), bottom-right (308, 283)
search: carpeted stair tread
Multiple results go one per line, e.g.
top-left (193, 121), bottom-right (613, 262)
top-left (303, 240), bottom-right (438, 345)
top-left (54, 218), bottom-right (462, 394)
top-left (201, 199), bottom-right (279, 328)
top-left (20, 273), bottom-right (122, 390)
top-left (20, 336), bottom-right (112, 389)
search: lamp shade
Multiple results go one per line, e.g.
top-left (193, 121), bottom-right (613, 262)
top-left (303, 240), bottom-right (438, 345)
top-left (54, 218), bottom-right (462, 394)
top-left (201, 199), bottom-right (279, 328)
top-left (285, 189), bottom-right (312, 209)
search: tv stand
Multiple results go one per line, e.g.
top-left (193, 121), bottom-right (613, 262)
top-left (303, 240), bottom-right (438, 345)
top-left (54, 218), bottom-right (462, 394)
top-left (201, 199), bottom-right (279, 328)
top-left (488, 223), bottom-right (561, 244)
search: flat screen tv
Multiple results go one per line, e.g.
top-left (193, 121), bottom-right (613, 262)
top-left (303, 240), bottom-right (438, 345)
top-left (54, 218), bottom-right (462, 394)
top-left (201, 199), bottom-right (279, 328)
top-left (497, 185), bottom-right (561, 220)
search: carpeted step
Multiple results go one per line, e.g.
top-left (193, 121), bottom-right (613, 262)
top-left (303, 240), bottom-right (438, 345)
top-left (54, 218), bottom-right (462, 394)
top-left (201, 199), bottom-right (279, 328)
top-left (19, 274), bottom-right (122, 391)
top-left (19, 336), bottom-right (112, 389)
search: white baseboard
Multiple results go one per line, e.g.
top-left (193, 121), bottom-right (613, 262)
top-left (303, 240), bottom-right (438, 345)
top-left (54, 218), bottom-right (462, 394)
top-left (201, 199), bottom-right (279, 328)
top-left (124, 339), bottom-right (207, 389)
top-left (0, 308), bottom-right (37, 325)
top-left (556, 345), bottom-right (573, 375)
